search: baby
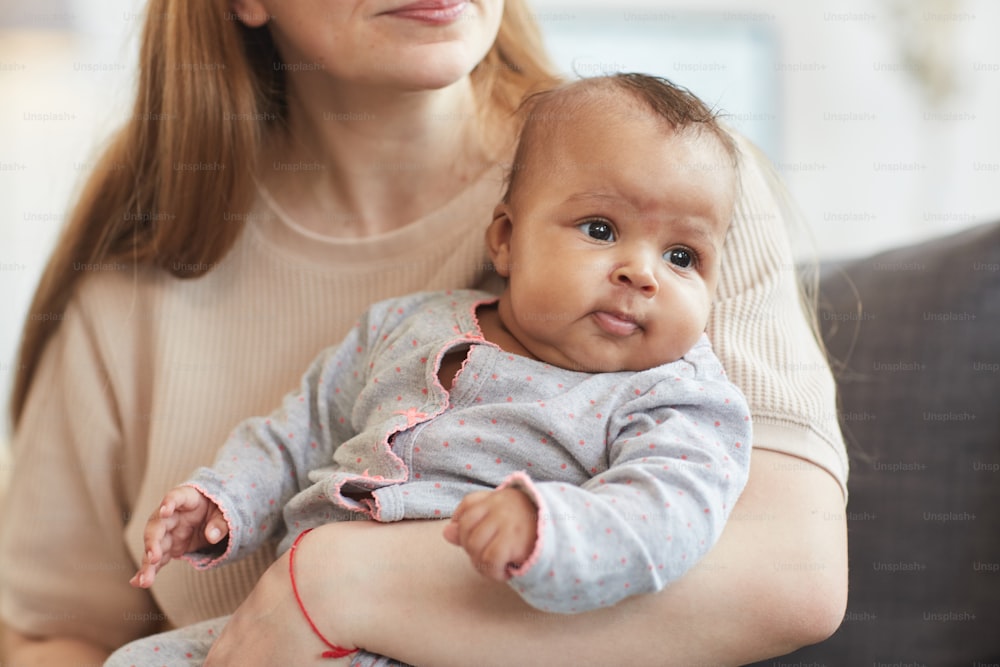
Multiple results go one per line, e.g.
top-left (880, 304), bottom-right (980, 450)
top-left (108, 72), bottom-right (749, 666)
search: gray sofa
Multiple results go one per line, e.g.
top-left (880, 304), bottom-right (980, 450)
top-left (750, 220), bottom-right (1000, 666)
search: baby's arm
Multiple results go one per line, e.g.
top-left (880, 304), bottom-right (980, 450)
top-left (442, 488), bottom-right (538, 581)
top-left (129, 485), bottom-right (228, 588)
top-left (161, 308), bottom-right (382, 566)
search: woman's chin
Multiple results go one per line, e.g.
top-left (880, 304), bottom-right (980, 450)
top-left (379, 56), bottom-right (483, 92)
top-left (364, 34), bottom-right (492, 87)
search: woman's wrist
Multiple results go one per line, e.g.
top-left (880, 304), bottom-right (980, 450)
top-left (279, 522), bottom-right (374, 651)
top-left (275, 451), bottom-right (846, 666)
top-left (287, 529), bottom-right (358, 659)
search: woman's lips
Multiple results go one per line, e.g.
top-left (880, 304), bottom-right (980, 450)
top-left (381, 0), bottom-right (469, 24)
top-left (592, 311), bottom-right (641, 337)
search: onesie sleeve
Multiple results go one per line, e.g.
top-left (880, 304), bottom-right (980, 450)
top-left (501, 358), bottom-right (752, 613)
top-left (182, 311), bottom-right (375, 568)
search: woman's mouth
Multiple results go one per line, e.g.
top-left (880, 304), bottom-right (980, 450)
top-left (380, 0), bottom-right (469, 25)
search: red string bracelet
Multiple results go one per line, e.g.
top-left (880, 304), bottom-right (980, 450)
top-left (289, 528), bottom-right (359, 660)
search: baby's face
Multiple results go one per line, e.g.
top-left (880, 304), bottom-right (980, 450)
top-left (489, 97), bottom-right (737, 373)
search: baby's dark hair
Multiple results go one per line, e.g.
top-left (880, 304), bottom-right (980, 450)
top-left (503, 72), bottom-right (739, 202)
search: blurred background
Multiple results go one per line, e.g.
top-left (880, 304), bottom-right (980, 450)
top-left (1, 0), bottom-right (998, 444)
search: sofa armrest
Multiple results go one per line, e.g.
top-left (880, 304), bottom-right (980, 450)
top-left (749, 220), bottom-right (1000, 664)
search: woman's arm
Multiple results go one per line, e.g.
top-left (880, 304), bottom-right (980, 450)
top-left (206, 134), bottom-right (849, 665)
top-left (2, 627), bottom-right (111, 666)
top-left (0, 281), bottom-right (164, 657)
top-left (209, 447), bottom-right (846, 666)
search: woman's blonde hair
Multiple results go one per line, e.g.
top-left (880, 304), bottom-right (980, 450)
top-left (11, 0), bottom-right (558, 426)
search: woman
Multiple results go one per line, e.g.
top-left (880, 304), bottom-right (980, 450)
top-left (0, 0), bottom-right (848, 664)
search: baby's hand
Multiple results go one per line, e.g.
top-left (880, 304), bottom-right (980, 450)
top-left (443, 488), bottom-right (538, 582)
top-left (130, 485), bottom-right (228, 589)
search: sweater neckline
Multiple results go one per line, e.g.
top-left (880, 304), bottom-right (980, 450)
top-left (245, 168), bottom-right (506, 269)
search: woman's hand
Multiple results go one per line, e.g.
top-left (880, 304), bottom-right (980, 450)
top-left (203, 450), bottom-right (848, 667)
top-left (201, 520), bottom-right (482, 667)
top-left (254, 451), bottom-right (847, 667)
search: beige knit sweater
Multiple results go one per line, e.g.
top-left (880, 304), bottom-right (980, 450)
top-left (0, 135), bottom-right (846, 649)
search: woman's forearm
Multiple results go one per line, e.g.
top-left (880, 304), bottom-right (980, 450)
top-left (307, 448), bottom-right (848, 666)
top-left (2, 627), bottom-right (111, 667)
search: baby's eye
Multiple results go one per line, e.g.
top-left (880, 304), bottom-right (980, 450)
top-left (577, 220), bottom-right (615, 242)
top-left (665, 247), bottom-right (695, 268)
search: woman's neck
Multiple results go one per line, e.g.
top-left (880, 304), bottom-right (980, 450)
top-left (260, 74), bottom-right (507, 238)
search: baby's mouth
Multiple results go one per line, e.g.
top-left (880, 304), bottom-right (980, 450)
top-left (591, 311), bottom-right (641, 336)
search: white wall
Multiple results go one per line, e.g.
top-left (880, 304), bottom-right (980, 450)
top-left (532, 0), bottom-right (1000, 259)
top-left (1, 0), bottom-right (142, 444)
top-left (1, 0), bottom-right (999, 442)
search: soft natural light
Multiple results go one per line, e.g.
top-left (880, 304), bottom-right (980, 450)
top-left (1, 0), bottom-right (999, 442)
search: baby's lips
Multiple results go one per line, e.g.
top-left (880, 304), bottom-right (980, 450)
top-left (591, 311), bottom-right (641, 336)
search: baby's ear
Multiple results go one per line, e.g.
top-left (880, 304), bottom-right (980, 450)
top-left (486, 204), bottom-right (513, 277)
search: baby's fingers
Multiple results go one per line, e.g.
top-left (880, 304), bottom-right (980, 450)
top-left (476, 537), bottom-right (518, 582)
top-left (131, 536), bottom-right (172, 589)
top-left (442, 520), bottom-right (460, 545)
top-left (444, 492), bottom-right (484, 546)
top-left (130, 560), bottom-right (158, 589)
top-left (159, 485), bottom-right (206, 518)
top-left (447, 491), bottom-right (491, 544)
top-left (203, 508), bottom-right (229, 546)
top-left (142, 514), bottom-right (169, 566)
